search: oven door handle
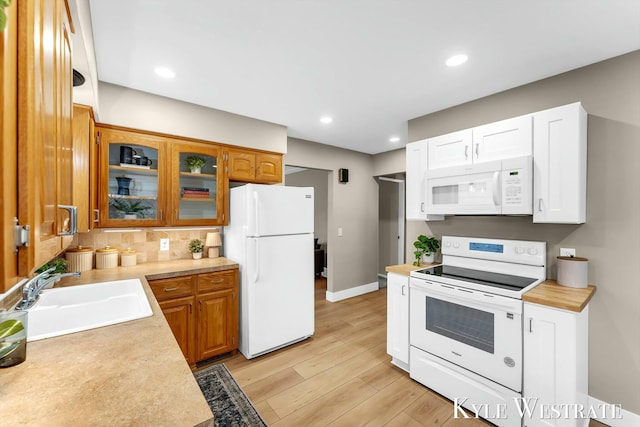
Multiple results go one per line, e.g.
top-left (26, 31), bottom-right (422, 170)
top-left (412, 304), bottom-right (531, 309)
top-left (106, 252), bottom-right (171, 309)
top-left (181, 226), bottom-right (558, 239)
top-left (413, 281), bottom-right (522, 313)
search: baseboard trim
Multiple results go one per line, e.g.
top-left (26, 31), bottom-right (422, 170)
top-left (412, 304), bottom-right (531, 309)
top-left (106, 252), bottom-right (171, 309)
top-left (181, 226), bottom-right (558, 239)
top-left (325, 281), bottom-right (378, 302)
top-left (588, 396), bottom-right (640, 427)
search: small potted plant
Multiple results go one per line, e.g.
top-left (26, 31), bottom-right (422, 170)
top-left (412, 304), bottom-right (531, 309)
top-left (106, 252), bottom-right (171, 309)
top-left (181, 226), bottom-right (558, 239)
top-left (35, 257), bottom-right (69, 288)
top-left (185, 155), bottom-right (206, 174)
top-left (412, 234), bottom-right (440, 266)
top-left (188, 239), bottom-right (204, 259)
top-left (110, 199), bottom-right (152, 219)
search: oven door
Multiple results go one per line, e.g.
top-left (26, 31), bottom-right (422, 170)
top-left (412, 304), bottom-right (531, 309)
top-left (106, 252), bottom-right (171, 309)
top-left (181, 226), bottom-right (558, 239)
top-left (409, 277), bottom-right (523, 392)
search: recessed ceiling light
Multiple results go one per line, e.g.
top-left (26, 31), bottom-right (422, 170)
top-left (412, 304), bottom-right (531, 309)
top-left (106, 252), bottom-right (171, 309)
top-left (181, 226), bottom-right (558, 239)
top-left (389, 137), bottom-right (400, 143)
top-left (320, 116), bottom-right (333, 124)
top-left (154, 67), bottom-right (175, 78)
top-left (446, 54), bottom-right (468, 67)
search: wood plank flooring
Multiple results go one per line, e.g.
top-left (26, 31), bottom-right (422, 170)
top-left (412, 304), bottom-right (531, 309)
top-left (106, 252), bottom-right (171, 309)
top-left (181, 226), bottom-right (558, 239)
top-left (196, 278), bottom-right (488, 426)
top-left (195, 278), bottom-right (601, 426)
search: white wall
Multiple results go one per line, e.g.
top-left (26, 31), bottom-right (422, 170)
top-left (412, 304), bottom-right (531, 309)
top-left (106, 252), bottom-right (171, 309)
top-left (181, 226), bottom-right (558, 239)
top-left (97, 82), bottom-right (287, 153)
top-left (285, 138), bottom-right (378, 294)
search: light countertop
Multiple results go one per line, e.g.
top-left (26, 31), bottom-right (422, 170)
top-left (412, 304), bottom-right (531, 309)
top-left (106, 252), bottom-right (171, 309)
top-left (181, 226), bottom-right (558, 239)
top-left (0, 257), bottom-right (238, 427)
top-left (385, 263), bottom-right (596, 313)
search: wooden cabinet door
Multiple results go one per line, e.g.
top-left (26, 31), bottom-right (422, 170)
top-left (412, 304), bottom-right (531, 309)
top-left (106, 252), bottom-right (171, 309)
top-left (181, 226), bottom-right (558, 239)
top-left (71, 105), bottom-right (96, 232)
top-left (97, 127), bottom-right (167, 227)
top-left (170, 140), bottom-right (226, 226)
top-left (159, 296), bottom-right (196, 365)
top-left (0, 0), bottom-right (19, 291)
top-left (227, 149), bottom-right (283, 184)
top-left (17, 0), bottom-right (72, 275)
top-left (255, 153), bottom-right (282, 183)
top-left (227, 150), bottom-right (255, 181)
top-left (196, 288), bottom-right (238, 361)
top-left (427, 129), bottom-right (472, 170)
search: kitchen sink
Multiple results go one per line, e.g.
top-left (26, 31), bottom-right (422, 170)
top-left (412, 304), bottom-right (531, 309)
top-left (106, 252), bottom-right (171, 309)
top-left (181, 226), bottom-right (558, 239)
top-left (27, 279), bottom-right (153, 342)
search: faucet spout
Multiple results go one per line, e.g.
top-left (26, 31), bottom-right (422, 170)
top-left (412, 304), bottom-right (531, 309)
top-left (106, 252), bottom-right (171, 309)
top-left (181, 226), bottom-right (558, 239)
top-left (17, 269), bottom-right (82, 310)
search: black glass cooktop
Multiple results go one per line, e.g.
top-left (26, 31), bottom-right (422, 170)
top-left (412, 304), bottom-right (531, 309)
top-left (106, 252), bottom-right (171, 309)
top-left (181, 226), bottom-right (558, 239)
top-left (416, 265), bottom-right (538, 292)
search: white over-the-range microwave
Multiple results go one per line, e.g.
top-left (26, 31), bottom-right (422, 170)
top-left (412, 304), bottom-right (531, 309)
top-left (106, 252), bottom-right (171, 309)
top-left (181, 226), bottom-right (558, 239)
top-left (425, 155), bottom-right (532, 215)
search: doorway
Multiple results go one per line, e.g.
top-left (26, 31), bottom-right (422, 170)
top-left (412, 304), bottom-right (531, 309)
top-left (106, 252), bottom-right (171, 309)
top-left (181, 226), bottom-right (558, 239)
top-left (378, 176), bottom-right (405, 284)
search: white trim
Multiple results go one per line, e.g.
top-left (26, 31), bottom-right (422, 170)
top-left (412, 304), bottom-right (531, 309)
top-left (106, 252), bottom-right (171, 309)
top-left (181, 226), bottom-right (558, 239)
top-left (0, 278), bottom-right (27, 304)
top-left (326, 281), bottom-right (379, 302)
top-left (588, 395), bottom-right (640, 427)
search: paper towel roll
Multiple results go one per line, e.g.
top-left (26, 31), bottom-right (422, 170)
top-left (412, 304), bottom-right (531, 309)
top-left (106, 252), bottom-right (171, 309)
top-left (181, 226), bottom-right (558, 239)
top-left (557, 256), bottom-right (588, 288)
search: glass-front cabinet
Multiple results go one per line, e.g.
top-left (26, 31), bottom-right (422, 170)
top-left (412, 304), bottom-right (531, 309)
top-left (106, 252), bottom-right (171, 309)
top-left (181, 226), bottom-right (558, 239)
top-left (96, 125), bottom-right (227, 227)
top-left (98, 127), bottom-right (167, 227)
top-left (171, 142), bottom-right (224, 225)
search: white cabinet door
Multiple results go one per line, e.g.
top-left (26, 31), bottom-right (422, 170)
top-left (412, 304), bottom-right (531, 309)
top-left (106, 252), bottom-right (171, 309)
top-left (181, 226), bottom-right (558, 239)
top-left (405, 140), bottom-right (444, 221)
top-left (427, 129), bottom-right (473, 170)
top-left (472, 115), bottom-right (532, 163)
top-left (405, 140), bottom-right (427, 220)
top-left (523, 302), bottom-right (589, 427)
top-left (386, 272), bottom-right (409, 371)
top-left (533, 103), bottom-right (587, 224)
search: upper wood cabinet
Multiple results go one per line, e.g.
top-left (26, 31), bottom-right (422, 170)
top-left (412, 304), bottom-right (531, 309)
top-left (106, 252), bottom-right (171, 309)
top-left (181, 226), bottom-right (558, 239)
top-left (170, 141), bottom-right (226, 226)
top-left (96, 125), bottom-right (228, 227)
top-left (72, 104), bottom-right (96, 233)
top-left (1, 0), bottom-right (19, 290)
top-left (227, 148), bottom-right (282, 183)
top-left (15, 0), bottom-right (74, 278)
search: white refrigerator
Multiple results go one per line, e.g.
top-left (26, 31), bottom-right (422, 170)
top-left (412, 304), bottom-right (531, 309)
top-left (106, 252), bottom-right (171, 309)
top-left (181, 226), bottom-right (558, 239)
top-left (224, 184), bottom-right (315, 359)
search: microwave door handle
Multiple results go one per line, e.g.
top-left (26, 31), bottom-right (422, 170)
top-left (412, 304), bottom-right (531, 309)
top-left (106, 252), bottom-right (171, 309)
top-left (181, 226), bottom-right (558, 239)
top-left (492, 171), bottom-right (500, 206)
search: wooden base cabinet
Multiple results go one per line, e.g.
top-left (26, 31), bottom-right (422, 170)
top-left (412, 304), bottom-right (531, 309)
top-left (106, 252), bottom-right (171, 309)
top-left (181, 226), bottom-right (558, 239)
top-left (159, 296), bottom-right (196, 365)
top-left (386, 272), bottom-right (409, 371)
top-left (149, 269), bottom-right (238, 366)
top-left (523, 302), bottom-right (589, 427)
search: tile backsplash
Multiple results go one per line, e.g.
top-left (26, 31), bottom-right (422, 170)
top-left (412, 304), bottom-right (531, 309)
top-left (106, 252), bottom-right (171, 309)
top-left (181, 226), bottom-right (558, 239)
top-left (72, 229), bottom-right (222, 264)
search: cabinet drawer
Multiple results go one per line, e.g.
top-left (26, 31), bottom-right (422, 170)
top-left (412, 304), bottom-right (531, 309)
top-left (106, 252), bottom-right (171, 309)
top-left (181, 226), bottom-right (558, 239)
top-left (197, 269), bottom-right (237, 293)
top-left (149, 275), bottom-right (195, 301)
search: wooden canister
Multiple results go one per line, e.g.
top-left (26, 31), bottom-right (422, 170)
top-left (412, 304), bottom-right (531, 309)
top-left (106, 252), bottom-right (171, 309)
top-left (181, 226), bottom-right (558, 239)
top-left (96, 246), bottom-right (119, 269)
top-left (65, 246), bottom-right (93, 272)
top-left (120, 248), bottom-right (137, 267)
top-left (557, 256), bottom-right (588, 288)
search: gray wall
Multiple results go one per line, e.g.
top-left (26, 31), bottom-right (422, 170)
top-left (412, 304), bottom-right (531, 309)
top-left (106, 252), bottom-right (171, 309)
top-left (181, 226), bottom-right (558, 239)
top-left (285, 169), bottom-right (329, 249)
top-left (285, 138), bottom-right (378, 294)
top-left (405, 51), bottom-right (640, 413)
top-left (97, 82), bottom-right (287, 153)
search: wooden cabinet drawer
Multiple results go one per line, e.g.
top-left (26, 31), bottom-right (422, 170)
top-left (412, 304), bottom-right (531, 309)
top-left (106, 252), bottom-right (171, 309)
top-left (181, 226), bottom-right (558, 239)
top-left (149, 275), bottom-right (195, 301)
top-left (197, 269), bottom-right (238, 294)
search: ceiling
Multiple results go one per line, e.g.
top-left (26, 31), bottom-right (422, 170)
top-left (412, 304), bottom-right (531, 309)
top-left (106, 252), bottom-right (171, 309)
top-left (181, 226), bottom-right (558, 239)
top-left (82, 0), bottom-right (639, 155)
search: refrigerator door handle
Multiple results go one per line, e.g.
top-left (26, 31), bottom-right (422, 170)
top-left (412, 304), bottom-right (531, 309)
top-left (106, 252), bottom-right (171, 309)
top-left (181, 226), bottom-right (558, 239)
top-left (253, 239), bottom-right (260, 283)
top-left (253, 190), bottom-right (260, 236)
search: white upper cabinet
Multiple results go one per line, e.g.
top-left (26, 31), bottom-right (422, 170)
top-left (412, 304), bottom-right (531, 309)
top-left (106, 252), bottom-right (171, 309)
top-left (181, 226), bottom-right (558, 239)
top-left (427, 129), bottom-right (472, 170)
top-left (406, 139), bottom-right (443, 221)
top-left (472, 115), bottom-right (532, 163)
top-left (533, 102), bottom-right (587, 224)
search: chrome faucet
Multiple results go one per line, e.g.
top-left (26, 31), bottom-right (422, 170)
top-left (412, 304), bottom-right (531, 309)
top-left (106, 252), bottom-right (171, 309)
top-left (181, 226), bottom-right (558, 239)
top-left (17, 267), bottom-right (81, 310)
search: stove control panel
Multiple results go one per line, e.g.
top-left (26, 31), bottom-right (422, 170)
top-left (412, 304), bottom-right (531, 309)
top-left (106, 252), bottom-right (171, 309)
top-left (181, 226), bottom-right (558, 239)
top-left (442, 236), bottom-right (546, 267)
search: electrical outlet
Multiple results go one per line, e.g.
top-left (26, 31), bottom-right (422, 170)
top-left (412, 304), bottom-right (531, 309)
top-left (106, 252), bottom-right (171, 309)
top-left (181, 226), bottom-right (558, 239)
top-left (560, 247), bottom-right (576, 257)
top-left (160, 238), bottom-right (170, 252)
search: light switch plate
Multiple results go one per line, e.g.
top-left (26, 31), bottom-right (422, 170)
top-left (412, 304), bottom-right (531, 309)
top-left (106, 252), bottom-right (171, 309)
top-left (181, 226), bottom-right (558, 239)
top-left (160, 238), bottom-right (170, 251)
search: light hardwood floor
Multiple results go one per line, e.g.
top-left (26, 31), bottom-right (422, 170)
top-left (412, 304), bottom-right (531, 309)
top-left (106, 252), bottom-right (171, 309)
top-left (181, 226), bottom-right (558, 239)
top-left (197, 278), bottom-right (602, 426)
top-left (198, 278), bottom-right (491, 426)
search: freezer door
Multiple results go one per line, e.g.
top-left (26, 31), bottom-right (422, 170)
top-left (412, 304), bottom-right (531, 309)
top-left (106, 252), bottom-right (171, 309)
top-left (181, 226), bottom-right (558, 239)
top-left (241, 233), bottom-right (314, 358)
top-left (246, 185), bottom-right (314, 237)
